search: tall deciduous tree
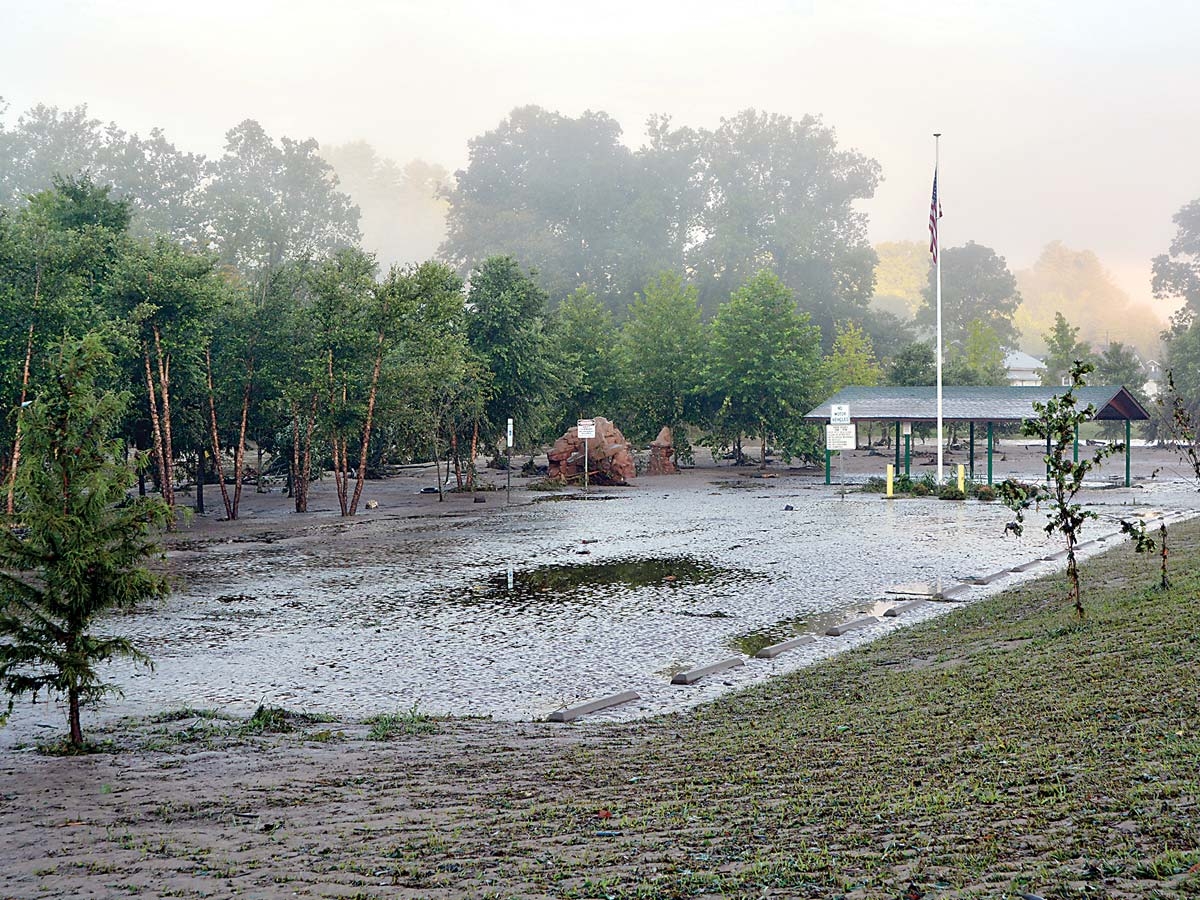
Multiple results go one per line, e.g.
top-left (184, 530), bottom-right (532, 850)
top-left (887, 342), bottom-right (936, 386)
top-left (823, 321), bottom-right (883, 394)
top-left (1152, 198), bottom-right (1200, 323)
top-left (546, 285), bottom-right (620, 435)
top-left (1041, 312), bottom-right (1093, 387)
top-left (919, 242), bottom-right (1022, 349)
top-left (465, 256), bottom-right (551, 453)
top-left (708, 271), bottom-right (822, 466)
top-left (0, 333), bottom-right (169, 747)
top-left (616, 272), bottom-right (706, 443)
top-left (946, 319), bottom-right (1008, 386)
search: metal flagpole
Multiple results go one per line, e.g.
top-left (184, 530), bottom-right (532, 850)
top-left (934, 133), bottom-right (944, 484)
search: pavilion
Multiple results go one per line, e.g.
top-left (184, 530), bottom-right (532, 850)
top-left (803, 385), bottom-right (1151, 486)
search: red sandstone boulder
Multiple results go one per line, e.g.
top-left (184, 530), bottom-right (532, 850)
top-left (646, 426), bottom-right (678, 475)
top-left (547, 417), bottom-right (635, 485)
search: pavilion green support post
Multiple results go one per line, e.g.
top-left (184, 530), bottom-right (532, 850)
top-left (894, 421), bottom-right (901, 471)
top-left (1126, 418), bottom-right (1132, 487)
top-left (969, 421), bottom-right (975, 481)
top-left (987, 421), bottom-right (993, 485)
top-left (825, 448), bottom-right (832, 485)
top-left (1073, 424), bottom-right (1079, 463)
top-left (904, 434), bottom-right (911, 476)
top-left (1046, 432), bottom-right (1051, 481)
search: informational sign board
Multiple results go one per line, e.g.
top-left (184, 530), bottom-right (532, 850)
top-left (506, 417), bottom-right (514, 448)
top-left (825, 423), bottom-right (856, 451)
top-left (577, 418), bottom-right (596, 439)
top-left (830, 403), bottom-right (851, 425)
top-left (901, 421), bottom-right (912, 436)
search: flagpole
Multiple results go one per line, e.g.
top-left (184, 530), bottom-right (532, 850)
top-left (934, 133), bottom-right (944, 485)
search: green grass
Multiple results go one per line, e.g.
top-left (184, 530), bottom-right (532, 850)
top-left (365, 703), bottom-right (439, 739)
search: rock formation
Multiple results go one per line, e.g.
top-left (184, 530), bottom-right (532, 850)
top-left (547, 417), bottom-right (635, 485)
top-left (646, 426), bottom-right (678, 475)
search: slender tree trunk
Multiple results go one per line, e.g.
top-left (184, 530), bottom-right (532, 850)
top-left (1066, 533), bottom-right (1083, 618)
top-left (433, 432), bottom-right (445, 502)
top-left (1160, 523), bottom-right (1170, 590)
top-left (142, 349), bottom-right (170, 506)
top-left (451, 432), bottom-right (463, 489)
top-left (301, 394), bottom-right (317, 511)
top-left (232, 359), bottom-right (253, 515)
top-left (291, 404), bottom-right (304, 512)
top-left (349, 335), bottom-right (385, 516)
top-left (68, 683), bottom-right (82, 747)
top-left (205, 348), bottom-right (234, 519)
top-left (5, 322), bottom-right (36, 515)
top-left (759, 431), bottom-right (767, 470)
top-left (152, 327), bottom-right (176, 511)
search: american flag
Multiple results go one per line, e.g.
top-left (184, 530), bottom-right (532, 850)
top-left (928, 167), bottom-right (942, 263)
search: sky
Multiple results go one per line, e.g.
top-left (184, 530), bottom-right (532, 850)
top-left (2, 0), bottom-right (1198, 314)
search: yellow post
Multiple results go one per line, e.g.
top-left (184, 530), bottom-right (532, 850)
top-left (957, 463), bottom-right (965, 493)
top-left (886, 463), bottom-right (894, 498)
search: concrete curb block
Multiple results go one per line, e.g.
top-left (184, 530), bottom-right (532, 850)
top-left (1009, 560), bottom-right (1042, 572)
top-left (826, 616), bottom-right (879, 637)
top-left (885, 582), bottom-right (941, 597)
top-left (671, 657), bottom-right (745, 685)
top-left (883, 599), bottom-right (928, 617)
top-left (548, 690), bottom-right (640, 722)
top-left (965, 571), bottom-right (1009, 585)
top-left (754, 635), bottom-right (816, 659)
top-left (937, 584), bottom-right (972, 601)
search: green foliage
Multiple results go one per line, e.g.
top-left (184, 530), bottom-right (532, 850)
top-left (823, 321), bottom-right (882, 393)
top-left (886, 341), bottom-right (935, 386)
top-left (466, 256), bottom-right (551, 451)
top-left (1152, 197), bottom-right (1200, 319)
top-left (0, 333), bottom-right (170, 746)
top-left (707, 271), bottom-right (822, 465)
top-left (918, 241), bottom-right (1022, 349)
top-left (616, 272), bottom-right (706, 442)
top-left (936, 484), bottom-right (966, 500)
top-left (945, 319), bottom-right (1008, 386)
top-left (1041, 312), bottom-right (1094, 386)
top-left (998, 361), bottom-right (1122, 617)
top-left (366, 703), bottom-right (438, 739)
top-left (546, 285), bottom-right (619, 435)
top-left (870, 240), bottom-right (928, 319)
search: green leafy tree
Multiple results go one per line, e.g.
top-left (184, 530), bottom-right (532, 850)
top-left (616, 272), bottom-right (706, 443)
top-left (1041, 312), bottom-right (1093, 387)
top-left (918, 241), bottom-right (1022, 349)
top-left (823, 321), bottom-right (882, 393)
top-left (871, 241), bottom-right (929, 319)
top-left (466, 256), bottom-right (551, 452)
top-left (887, 342), bottom-right (936, 386)
top-left (708, 271), bottom-right (822, 466)
top-left (1152, 198), bottom-right (1200, 322)
top-left (996, 361), bottom-right (1122, 618)
top-left (546, 285), bottom-right (620, 435)
top-left (946, 319), bottom-right (1008, 386)
top-left (0, 333), bottom-right (169, 747)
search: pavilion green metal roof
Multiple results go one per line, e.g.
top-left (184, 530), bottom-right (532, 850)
top-left (804, 385), bottom-right (1150, 423)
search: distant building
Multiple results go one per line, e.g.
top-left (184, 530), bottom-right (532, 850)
top-left (1004, 350), bottom-right (1045, 387)
top-left (1143, 358), bottom-right (1165, 399)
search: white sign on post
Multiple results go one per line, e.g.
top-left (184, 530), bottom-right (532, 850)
top-left (506, 417), bottom-right (514, 448)
top-left (830, 403), bottom-right (851, 425)
top-left (577, 418), bottom-right (596, 439)
top-left (825, 423), bottom-right (856, 451)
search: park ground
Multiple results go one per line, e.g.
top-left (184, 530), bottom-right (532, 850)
top-left (1, 462), bottom-right (1197, 899)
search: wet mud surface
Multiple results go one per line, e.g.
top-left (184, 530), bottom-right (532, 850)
top-left (3, 460), bottom-right (1192, 741)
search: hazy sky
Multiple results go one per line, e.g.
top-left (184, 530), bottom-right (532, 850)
top-left (3, 0), bottom-right (1198, 312)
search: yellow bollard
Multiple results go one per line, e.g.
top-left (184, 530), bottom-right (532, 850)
top-left (957, 463), bottom-right (965, 493)
top-left (886, 463), bottom-right (894, 498)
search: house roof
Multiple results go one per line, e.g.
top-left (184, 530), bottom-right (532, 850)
top-left (804, 385), bottom-right (1149, 423)
top-left (1004, 350), bottom-right (1045, 371)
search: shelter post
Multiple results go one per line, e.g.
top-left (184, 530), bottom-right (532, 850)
top-left (969, 421), bottom-right (975, 481)
top-left (1126, 419), bottom-right (1132, 487)
top-left (904, 433), bottom-right (911, 476)
top-left (1073, 424), bottom-right (1079, 463)
top-left (1045, 432), bottom-right (1051, 481)
top-left (894, 421), bottom-right (901, 471)
top-left (825, 448), bottom-right (832, 485)
top-left (987, 421), bottom-right (993, 485)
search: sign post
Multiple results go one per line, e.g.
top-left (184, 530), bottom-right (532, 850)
top-left (577, 418), bottom-right (596, 495)
top-left (825, 416), bottom-right (855, 500)
top-left (506, 417), bottom-right (513, 505)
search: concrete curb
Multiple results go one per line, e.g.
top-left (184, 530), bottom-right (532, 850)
top-left (826, 616), bottom-right (879, 637)
top-left (754, 635), bottom-right (816, 659)
top-left (937, 584), bottom-right (972, 601)
top-left (671, 657), bottom-right (745, 685)
top-left (965, 571), bottom-right (1009, 585)
top-left (548, 690), bottom-right (640, 722)
top-left (1009, 560), bottom-right (1042, 572)
top-left (884, 599), bottom-right (928, 617)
